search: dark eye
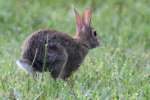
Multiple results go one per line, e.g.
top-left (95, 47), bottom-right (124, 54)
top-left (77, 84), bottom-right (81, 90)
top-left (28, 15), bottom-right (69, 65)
top-left (93, 31), bottom-right (97, 36)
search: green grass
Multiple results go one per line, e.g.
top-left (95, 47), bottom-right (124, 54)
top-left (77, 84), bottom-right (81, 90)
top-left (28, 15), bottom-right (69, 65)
top-left (0, 0), bottom-right (150, 99)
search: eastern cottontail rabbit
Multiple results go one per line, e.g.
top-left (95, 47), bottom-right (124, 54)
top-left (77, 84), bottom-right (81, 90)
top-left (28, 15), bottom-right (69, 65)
top-left (16, 8), bottom-right (100, 79)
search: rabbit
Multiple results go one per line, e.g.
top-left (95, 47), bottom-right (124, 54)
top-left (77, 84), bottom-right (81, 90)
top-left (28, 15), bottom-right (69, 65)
top-left (16, 8), bottom-right (100, 80)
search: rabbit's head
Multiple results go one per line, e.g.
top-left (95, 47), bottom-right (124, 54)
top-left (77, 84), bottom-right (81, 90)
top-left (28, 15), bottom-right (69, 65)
top-left (74, 8), bottom-right (100, 49)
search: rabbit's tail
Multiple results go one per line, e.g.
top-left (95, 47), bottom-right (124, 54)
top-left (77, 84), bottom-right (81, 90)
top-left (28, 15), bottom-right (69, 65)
top-left (16, 59), bottom-right (34, 75)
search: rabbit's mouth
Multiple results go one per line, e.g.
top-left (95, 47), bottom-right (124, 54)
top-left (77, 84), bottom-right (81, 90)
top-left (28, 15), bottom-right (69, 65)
top-left (91, 40), bottom-right (100, 49)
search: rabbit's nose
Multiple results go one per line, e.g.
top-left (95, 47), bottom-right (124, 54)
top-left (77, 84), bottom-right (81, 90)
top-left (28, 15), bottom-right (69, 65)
top-left (97, 38), bottom-right (100, 47)
top-left (97, 41), bottom-right (100, 47)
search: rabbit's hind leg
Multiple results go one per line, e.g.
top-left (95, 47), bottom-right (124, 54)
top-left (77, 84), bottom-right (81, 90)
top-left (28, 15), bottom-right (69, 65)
top-left (48, 48), bottom-right (68, 80)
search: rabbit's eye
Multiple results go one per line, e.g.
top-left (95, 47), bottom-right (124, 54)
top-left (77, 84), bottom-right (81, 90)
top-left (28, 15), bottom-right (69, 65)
top-left (93, 31), bottom-right (97, 36)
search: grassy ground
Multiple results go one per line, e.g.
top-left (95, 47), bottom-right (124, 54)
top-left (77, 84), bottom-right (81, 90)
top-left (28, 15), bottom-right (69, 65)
top-left (0, 0), bottom-right (150, 99)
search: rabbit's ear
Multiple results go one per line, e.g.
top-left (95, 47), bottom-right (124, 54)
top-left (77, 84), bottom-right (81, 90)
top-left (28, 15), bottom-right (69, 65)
top-left (83, 8), bottom-right (92, 26)
top-left (74, 8), bottom-right (83, 33)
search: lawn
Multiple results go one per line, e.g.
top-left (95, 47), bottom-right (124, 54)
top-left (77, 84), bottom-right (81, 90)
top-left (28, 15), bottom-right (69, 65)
top-left (0, 0), bottom-right (150, 99)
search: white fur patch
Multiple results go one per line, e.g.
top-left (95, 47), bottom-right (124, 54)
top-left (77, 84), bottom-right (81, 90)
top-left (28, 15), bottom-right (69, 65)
top-left (16, 60), bottom-right (34, 75)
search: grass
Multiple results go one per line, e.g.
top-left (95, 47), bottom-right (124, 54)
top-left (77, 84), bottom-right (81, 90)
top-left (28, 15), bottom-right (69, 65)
top-left (0, 0), bottom-right (150, 99)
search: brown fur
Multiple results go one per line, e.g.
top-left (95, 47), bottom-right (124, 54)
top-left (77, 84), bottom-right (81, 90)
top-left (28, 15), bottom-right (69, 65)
top-left (19, 8), bottom-right (100, 79)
